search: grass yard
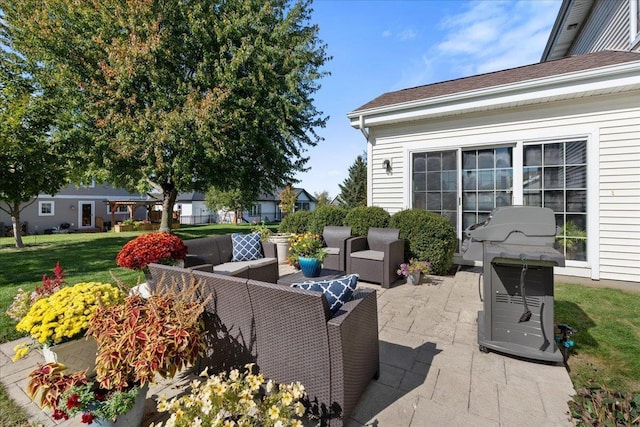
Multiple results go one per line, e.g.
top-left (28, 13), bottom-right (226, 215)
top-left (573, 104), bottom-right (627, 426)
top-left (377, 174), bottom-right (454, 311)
top-left (0, 225), bottom-right (638, 423)
top-left (555, 283), bottom-right (640, 392)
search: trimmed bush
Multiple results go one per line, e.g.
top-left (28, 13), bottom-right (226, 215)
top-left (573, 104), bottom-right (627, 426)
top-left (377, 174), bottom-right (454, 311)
top-left (344, 206), bottom-right (389, 237)
top-left (278, 210), bottom-right (313, 234)
top-left (389, 209), bottom-right (457, 276)
top-left (308, 206), bottom-right (347, 235)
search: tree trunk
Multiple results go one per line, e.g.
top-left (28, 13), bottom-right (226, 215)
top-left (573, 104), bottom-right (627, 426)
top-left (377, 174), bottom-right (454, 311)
top-left (11, 203), bottom-right (24, 248)
top-left (159, 184), bottom-right (178, 233)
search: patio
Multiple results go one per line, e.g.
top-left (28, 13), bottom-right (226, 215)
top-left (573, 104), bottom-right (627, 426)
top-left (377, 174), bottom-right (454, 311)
top-left (0, 265), bottom-right (575, 426)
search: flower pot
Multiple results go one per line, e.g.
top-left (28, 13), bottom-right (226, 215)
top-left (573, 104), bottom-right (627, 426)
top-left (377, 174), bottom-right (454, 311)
top-left (43, 337), bottom-right (98, 376)
top-left (298, 256), bottom-right (322, 277)
top-left (267, 233), bottom-right (293, 264)
top-left (406, 271), bottom-right (421, 286)
top-left (94, 384), bottom-right (148, 427)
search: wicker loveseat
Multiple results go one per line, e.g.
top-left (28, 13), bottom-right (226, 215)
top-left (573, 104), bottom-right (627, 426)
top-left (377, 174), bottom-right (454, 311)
top-left (182, 234), bottom-right (279, 283)
top-left (148, 263), bottom-right (379, 426)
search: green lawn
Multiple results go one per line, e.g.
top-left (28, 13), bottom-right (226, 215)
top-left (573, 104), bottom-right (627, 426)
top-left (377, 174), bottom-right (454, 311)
top-left (555, 283), bottom-right (640, 392)
top-left (0, 226), bottom-right (638, 423)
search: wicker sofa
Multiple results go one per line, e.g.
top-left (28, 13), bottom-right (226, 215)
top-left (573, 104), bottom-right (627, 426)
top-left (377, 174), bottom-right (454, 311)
top-left (148, 263), bottom-right (380, 427)
top-left (182, 234), bottom-right (279, 283)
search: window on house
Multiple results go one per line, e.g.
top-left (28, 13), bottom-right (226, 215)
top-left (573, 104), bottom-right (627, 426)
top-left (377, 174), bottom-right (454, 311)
top-left (250, 204), bottom-right (261, 216)
top-left (462, 147), bottom-right (513, 230)
top-left (295, 202), bottom-right (310, 211)
top-left (412, 150), bottom-right (458, 228)
top-left (39, 201), bottom-right (55, 216)
top-left (523, 140), bottom-right (587, 261)
top-left (106, 205), bottom-right (129, 214)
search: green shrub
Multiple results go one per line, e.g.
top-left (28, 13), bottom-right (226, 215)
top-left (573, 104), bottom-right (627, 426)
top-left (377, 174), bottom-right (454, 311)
top-left (308, 206), bottom-right (347, 235)
top-left (278, 211), bottom-right (313, 234)
top-left (344, 206), bottom-right (389, 236)
top-left (389, 209), bottom-right (457, 276)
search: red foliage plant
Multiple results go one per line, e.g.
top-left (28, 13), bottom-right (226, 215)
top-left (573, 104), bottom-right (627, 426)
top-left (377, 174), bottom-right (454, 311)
top-left (115, 232), bottom-right (187, 271)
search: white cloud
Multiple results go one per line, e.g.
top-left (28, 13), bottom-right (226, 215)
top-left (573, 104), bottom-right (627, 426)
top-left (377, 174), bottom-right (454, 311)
top-left (382, 29), bottom-right (392, 38)
top-left (395, 0), bottom-right (561, 88)
top-left (398, 28), bottom-right (417, 41)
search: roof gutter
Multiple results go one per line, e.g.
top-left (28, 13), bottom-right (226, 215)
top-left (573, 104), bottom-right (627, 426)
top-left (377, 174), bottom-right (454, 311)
top-left (541, 0), bottom-right (573, 62)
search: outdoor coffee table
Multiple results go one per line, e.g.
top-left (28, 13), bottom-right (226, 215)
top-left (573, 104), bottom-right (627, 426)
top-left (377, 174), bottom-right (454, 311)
top-left (277, 268), bottom-right (346, 286)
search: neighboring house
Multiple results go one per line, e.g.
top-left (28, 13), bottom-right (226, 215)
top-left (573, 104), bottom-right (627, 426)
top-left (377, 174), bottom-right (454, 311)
top-left (168, 187), bottom-right (317, 224)
top-left (172, 192), bottom-right (217, 225)
top-left (245, 188), bottom-right (317, 223)
top-left (347, 0), bottom-right (640, 283)
top-left (0, 182), bottom-right (150, 234)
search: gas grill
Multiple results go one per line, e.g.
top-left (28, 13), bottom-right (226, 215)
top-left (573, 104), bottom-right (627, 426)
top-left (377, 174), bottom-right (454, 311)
top-left (463, 206), bottom-right (565, 362)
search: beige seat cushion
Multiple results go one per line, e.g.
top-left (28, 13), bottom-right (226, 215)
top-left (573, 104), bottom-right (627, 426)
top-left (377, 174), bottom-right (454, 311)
top-left (350, 250), bottom-right (384, 261)
top-left (325, 247), bottom-right (340, 255)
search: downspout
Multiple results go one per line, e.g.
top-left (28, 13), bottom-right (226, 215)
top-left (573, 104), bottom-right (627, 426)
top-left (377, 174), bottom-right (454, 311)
top-left (358, 115), bottom-right (369, 141)
top-left (631, 0), bottom-right (638, 47)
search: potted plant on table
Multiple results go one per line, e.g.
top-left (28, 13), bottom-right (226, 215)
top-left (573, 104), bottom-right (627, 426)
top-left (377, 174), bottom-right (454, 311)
top-left (288, 232), bottom-right (328, 277)
top-left (26, 279), bottom-right (207, 426)
top-left (397, 259), bottom-right (431, 285)
top-left (116, 232), bottom-right (188, 283)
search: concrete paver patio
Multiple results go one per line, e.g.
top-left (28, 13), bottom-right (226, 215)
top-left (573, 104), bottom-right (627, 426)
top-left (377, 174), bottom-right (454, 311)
top-left (0, 267), bottom-right (575, 426)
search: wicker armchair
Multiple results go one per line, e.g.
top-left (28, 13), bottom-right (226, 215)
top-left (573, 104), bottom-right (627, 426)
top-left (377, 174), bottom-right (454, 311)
top-left (347, 227), bottom-right (404, 288)
top-left (321, 226), bottom-right (352, 271)
top-left (148, 263), bottom-right (379, 426)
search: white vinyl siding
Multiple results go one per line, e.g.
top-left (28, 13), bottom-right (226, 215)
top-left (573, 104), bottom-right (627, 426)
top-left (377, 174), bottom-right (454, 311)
top-left (570, 0), bottom-right (630, 55)
top-left (367, 90), bottom-right (640, 282)
top-left (598, 118), bottom-right (640, 282)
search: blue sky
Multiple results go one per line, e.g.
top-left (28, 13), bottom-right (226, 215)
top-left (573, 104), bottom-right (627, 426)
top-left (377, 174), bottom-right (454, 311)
top-left (295, 0), bottom-right (561, 199)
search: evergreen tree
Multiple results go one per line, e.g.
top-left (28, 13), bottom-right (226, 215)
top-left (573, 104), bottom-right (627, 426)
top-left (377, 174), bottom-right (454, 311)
top-left (314, 191), bottom-right (331, 207)
top-left (339, 155), bottom-right (367, 208)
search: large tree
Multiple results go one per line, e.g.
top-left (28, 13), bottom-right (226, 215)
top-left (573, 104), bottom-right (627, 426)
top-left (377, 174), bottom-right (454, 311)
top-left (1, 0), bottom-right (329, 232)
top-left (339, 154), bottom-right (367, 208)
top-left (0, 38), bottom-right (81, 247)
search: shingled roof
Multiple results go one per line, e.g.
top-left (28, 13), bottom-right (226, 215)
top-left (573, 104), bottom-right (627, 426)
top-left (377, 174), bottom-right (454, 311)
top-left (352, 50), bottom-right (640, 112)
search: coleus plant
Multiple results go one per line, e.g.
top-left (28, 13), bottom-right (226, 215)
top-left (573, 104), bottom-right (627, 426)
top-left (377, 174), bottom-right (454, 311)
top-left (86, 279), bottom-right (207, 391)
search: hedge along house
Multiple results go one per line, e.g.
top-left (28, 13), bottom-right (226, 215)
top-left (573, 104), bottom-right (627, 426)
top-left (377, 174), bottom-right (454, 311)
top-left (348, 0), bottom-right (640, 284)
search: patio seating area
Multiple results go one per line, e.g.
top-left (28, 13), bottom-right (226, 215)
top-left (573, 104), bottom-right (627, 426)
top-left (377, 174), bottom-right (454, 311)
top-left (0, 264), bottom-right (575, 426)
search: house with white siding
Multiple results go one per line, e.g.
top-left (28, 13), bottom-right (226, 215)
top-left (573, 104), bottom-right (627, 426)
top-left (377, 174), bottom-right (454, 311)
top-left (347, 0), bottom-right (640, 284)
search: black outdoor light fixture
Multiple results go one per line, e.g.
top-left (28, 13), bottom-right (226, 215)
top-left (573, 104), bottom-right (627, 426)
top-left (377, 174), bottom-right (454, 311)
top-left (382, 159), bottom-right (392, 173)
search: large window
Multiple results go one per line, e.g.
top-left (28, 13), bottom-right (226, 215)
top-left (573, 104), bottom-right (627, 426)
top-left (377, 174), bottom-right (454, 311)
top-left (412, 150), bottom-right (458, 228)
top-left (250, 204), bottom-right (261, 217)
top-left (462, 147), bottom-right (513, 230)
top-left (523, 140), bottom-right (587, 261)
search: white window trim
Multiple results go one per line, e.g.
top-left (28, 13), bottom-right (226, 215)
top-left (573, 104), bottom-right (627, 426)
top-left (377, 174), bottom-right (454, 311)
top-left (38, 201), bottom-right (55, 216)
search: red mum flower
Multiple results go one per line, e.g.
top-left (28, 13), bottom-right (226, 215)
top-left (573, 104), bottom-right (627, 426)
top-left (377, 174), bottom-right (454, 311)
top-left (66, 393), bottom-right (81, 409)
top-left (81, 413), bottom-right (95, 424)
top-left (115, 232), bottom-right (188, 270)
top-left (52, 409), bottom-right (69, 420)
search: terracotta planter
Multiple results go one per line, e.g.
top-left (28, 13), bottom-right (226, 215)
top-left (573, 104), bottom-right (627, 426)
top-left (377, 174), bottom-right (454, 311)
top-left (42, 337), bottom-right (98, 376)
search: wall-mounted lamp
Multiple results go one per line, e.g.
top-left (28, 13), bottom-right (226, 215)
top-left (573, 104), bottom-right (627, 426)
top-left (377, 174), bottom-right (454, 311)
top-left (382, 159), bottom-right (392, 173)
top-left (70, 205), bottom-right (76, 211)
